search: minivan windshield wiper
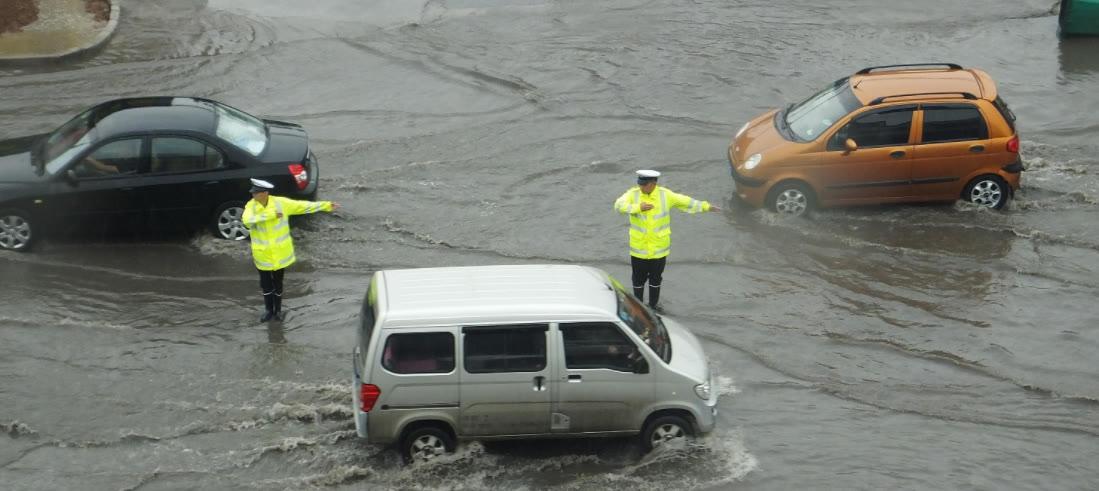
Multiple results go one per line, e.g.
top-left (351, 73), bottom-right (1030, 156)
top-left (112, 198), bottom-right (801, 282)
top-left (614, 287), bottom-right (672, 363)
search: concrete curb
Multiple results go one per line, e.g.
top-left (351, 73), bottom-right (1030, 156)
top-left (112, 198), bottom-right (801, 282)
top-left (0, 1), bottom-right (120, 66)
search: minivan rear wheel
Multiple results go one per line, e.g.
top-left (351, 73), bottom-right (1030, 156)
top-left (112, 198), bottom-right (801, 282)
top-left (0, 209), bottom-right (36, 252)
top-left (766, 181), bottom-right (814, 218)
top-left (963, 175), bottom-right (1009, 210)
top-left (641, 415), bottom-right (694, 452)
top-left (401, 426), bottom-right (455, 464)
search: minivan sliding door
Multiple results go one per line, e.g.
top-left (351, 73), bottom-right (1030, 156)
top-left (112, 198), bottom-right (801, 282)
top-left (459, 324), bottom-right (552, 437)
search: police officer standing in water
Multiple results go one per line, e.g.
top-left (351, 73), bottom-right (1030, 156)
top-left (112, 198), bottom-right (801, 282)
top-left (614, 170), bottom-right (720, 311)
top-left (242, 178), bottom-right (339, 322)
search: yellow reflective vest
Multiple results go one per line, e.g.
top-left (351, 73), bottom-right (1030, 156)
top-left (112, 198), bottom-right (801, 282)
top-left (242, 196), bottom-right (333, 271)
top-left (614, 185), bottom-right (710, 259)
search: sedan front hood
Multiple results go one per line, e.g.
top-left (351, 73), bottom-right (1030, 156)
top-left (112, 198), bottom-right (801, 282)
top-left (0, 151), bottom-right (44, 184)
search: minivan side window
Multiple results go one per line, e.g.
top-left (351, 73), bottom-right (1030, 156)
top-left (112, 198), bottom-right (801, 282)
top-left (560, 322), bottom-right (639, 372)
top-left (828, 105), bottom-right (915, 150)
top-left (920, 105), bottom-right (988, 143)
top-left (382, 332), bottom-right (455, 374)
top-left (463, 325), bottom-right (547, 373)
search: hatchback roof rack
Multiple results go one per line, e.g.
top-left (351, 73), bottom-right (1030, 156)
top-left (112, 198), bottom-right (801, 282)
top-left (856, 63), bottom-right (963, 75)
top-left (869, 91), bottom-right (978, 105)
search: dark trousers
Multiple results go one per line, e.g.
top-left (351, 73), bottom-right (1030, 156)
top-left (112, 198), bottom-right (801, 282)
top-left (631, 256), bottom-right (666, 307)
top-left (258, 268), bottom-right (285, 313)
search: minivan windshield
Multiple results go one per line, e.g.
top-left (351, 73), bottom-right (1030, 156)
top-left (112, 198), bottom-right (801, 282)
top-left (784, 79), bottom-right (862, 141)
top-left (614, 286), bottom-right (671, 363)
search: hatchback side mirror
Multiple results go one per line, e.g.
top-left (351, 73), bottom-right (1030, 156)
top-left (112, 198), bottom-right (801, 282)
top-left (844, 138), bottom-right (858, 153)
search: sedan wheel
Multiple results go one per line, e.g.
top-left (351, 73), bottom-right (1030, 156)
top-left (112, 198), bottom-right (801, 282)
top-left (0, 212), bottom-right (34, 251)
top-left (214, 204), bottom-right (249, 240)
top-left (966, 177), bottom-right (1007, 209)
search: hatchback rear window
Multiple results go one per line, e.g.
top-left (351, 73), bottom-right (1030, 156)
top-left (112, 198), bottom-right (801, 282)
top-left (921, 105), bottom-right (988, 143)
top-left (993, 96), bottom-right (1016, 132)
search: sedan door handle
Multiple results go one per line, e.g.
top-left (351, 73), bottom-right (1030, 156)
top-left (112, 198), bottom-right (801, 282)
top-left (890, 150), bottom-right (906, 159)
top-left (567, 374), bottom-right (582, 383)
top-left (969, 144), bottom-right (985, 153)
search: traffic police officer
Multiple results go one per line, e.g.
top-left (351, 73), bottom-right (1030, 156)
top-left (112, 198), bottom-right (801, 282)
top-left (242, 178), bottom-right (339, 322)
top-left (613, 170), bottom-right (720, 310)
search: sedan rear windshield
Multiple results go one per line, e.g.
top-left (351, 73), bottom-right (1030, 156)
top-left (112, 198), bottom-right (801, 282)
top-left (784, 79), bottom-right (862, 142)
top-left (614, 286), bottom-right (671, 363)
top-left (212, 103), bottom-right (268, 156)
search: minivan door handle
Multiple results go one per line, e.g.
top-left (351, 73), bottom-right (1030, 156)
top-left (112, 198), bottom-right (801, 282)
top-left (969, 144), bottom-right (985, 153)
top-left (890, 150), bottom-right (906, 159)
top-left (533, 376), bottom-right (546, 391)
top-left (567, 374), bottom-right (582, 383)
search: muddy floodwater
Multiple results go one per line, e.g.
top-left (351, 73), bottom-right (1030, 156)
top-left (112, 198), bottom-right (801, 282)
top-left (2, 0), bottom-right (1098, 489)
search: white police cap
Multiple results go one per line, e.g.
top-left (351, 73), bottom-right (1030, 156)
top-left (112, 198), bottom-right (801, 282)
top-left (249, 178), bottom-right (275, 192)
top-left (636, 169), bottom-right (661, 182)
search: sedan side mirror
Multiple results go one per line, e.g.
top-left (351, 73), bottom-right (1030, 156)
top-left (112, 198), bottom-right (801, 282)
top-left (844, 138), bottom-right (858, 153)
top-left (64, 169), bottom-right (79, 185)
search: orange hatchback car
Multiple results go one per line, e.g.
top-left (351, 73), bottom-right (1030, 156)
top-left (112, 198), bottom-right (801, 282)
top-left (728, 63), bottom-right (1022, 217)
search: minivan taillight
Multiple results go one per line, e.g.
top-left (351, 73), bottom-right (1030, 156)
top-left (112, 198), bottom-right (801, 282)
top-left (359, 384), bottom-right (380, 412)
top-left (288, 163), bottom-right (308, 190)
top-left (1006, 135), bottom-right (1020, 153)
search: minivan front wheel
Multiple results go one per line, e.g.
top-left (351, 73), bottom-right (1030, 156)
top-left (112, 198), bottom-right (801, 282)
top-left (401, 426), bottom-right (455, 464)
top-left (963, 175), bottom-right (1009, 210)
top-left (766, 181), bottom-right (814, 218)
top-left (641, 415), bottom-right (694, 452)
top-left (211, 202), bottom-right (249, 240)
top-left (0, 209), bottom-right (35, 252)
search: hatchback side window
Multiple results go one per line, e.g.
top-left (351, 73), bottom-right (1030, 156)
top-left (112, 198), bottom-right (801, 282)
top-left (381, 332), bottom-right (455, 374)
top-left (72, 138), bottom-right (143, 178)
top-left (463, 325), bottom-right (547, 373)
top-left (920, 105), bottom-right (988, 143)
top-left (560, 322), bottom-right (639, 372)
top-left (150, 137), bottom-right (225, 174)
top-left (829, 105), bottom-right (915, 150)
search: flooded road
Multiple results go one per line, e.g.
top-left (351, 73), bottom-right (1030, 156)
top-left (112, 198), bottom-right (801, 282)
top-left (2, 0), bottom-right (1098, 488)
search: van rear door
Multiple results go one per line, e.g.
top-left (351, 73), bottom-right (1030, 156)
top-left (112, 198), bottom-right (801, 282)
top-left (459, 324), bottom-right (552, 436)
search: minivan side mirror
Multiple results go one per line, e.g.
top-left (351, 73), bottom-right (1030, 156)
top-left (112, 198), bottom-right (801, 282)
top-left (630, 352), bottom-right (649, 374)
top-left (844, 138), bottom-right (858, 153)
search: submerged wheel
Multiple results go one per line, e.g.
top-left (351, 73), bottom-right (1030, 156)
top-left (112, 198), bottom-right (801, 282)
top-left (766, 181), bottom-right (814, 218)
top-left (0, 209), bottom-right (35, 252)
top-left (963, 175), bottom-right (1009, 210)
top-left (641, 415), bottom-right (694, 452)
top-left (211, 202), bottom-right (249, 240)
top-left (400, 426), bottom-right (455, 464)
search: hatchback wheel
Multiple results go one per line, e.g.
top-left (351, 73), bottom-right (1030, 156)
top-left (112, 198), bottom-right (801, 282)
top-left (641, 415), bottom-right (694, 452)
top-left (211, 202), bottom-right (249, 240)
top-left (963, 175), bottom-right (1009, 210)
top-left (767, 181), bottom-right (814, 218)
top-left (401, 426), bottom-right (455, 464)
top-left (0, 210), bottom-right (35, 252)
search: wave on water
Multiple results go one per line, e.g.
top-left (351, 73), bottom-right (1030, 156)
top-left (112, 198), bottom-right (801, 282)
top-left (3, 420), bottom-right (39, 438)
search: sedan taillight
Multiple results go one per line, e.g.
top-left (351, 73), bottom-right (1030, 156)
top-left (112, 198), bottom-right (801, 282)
top-left (288, 163), bottom-right (308, 190)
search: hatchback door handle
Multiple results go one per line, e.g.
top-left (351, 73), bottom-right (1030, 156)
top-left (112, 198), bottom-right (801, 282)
top-left (567, 374), bottom-right (582, 383)
top-left (969, 144), bottom-right (985, 153)
top-left (890, 150), bottom-right (906, 159)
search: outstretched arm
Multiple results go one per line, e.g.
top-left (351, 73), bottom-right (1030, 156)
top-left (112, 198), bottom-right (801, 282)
top-left (667, 190), bottom-right (719, 213)
top-left (279, 198), bottom-right (338, 216)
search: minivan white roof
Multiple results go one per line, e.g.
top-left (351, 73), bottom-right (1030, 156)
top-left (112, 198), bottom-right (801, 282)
top-left (377, 264), bottom-right (619, 328)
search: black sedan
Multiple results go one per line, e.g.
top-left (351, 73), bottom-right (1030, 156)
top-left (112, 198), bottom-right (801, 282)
top-left (0, 97), bottom-right (320, 251)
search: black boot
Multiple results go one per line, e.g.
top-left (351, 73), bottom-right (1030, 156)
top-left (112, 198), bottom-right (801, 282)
top-left (633, 285), bottom-right (645, 302)
top-left (648, 284), bottom-right (662, 312)
top-left (273, 294), bottom-right (283, 321)
top-left (260, 294), bottom-right (275, 322)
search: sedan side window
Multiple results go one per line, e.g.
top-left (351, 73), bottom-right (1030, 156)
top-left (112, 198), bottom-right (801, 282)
top-left (921, 105), bottom-right (988, 143)
top-left (463, 325), bottom-right (547, 373)
top-left (828, 106), bottom-right (915, 150)
top-left (72, 138), bottom-right (143, 178)
top-left (560, 322), bottom-right (640, 372)
top-left (151, 137), bottom-right (225, 174)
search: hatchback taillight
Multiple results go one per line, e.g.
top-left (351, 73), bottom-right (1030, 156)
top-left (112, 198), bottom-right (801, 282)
top-left (359, 384), bottom-right (380, 412)
top-left (288, 163), bottom-right (308, 190)
top-left (1007, 135), bottom-right (1020, 153)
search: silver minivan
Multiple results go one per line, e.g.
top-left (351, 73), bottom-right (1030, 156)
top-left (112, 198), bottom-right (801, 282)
top-left (351, 264), bottom-right (719, 463)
